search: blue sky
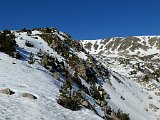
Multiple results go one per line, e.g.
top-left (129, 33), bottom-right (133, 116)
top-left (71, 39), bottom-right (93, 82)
top-left (1, 0), bottom-right (160, 39)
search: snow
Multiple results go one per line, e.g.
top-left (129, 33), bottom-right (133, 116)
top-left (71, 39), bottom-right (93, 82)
top-left (100, 59), bottom-right (160, 120)
top-left (0, 31), bottom-right (103, 120)
top-left (103, 70), bottom-right (159, 120)
top-left (55, 32), bottom-right (65, 41)
top-left (81, 39), bottom-right (104, 55)
top-left (15, 32), bottom-right (54, 55)
top-left (75, 51), bottom-right (88, 60)
top-left (15, 32), bottom-right (65, 62)
top-left (81, 36), bottom-right (160, 120)
top-left (1, 29), bottom-right (160, 120)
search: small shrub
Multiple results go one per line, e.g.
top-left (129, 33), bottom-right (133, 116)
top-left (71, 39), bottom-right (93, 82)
top-left (25, 41), bottom-right (34, 47)
top-left (116, 109), bottom-right (130, 120)
top-left (21, 28), bottom-right (28, 32)
top-left (45, 27), bottom-right (53, 33)
top-left (57, 97), bottom-right (81, 111)
top-left (57, 80), bottom-right (82, 111)
top-left (27, 30), bottom-right (32, 36)
top-left (28, 52), bottom-right (35, 65)
top-left (3, 30), bottom-right (11, 34)
top-left (0, 32), bottom-right (17, 57)
top-left (141, 75), bottom-right (149, 82)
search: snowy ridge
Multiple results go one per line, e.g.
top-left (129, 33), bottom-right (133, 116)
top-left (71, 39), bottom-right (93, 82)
top-left (81, 36), bottom-right (160, 56)
top-left (0, 29), bottom-right (102, 120)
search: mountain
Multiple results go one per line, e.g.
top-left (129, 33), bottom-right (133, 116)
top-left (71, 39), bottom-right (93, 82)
top-left (81, 36), bottom-right (160, 82)
top-left (0, 28), bottom-right (159, 120)
top-left (0, 28), bottom-right (103, 120)
top-left (81, 36), bottom-right (160, 56)
top-left (81, 36), bottom-right (160, 120)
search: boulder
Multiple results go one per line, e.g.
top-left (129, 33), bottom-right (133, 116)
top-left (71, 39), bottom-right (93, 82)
top-left (81, 99), bottom-right (89, 108)
top-left (82, 100), bottom-right (89, 107)
top-left (21, 93), bottom-right (37, 99)
top-left (0, 88), bottom-right (15, 95)
top-left (106, 79), bottom-right (112, 85)
top-left (100, 100), bottom-right (107, 107)
top-left (52, 72), bottom-right (60, 80)
top-left (149, 103), bottom-right (159, 111)
top-left (120, 96), bottom-right (125, 100)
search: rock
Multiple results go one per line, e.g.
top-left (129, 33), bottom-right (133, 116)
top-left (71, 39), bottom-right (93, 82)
top-left (144, 107), bottom-right (148, 112)
top-left (81, 99), bottom-right (89, 108)
top-left (155, 92), bottom-right (160, 96)
top-left (0, 88), bottom-right (15, 95)
top-left (148, 96), bottom-right (153, 99)
top-left (96, 99), bottom-right (101, 105)
top-left (52, 72), bottom-right (60, 80)
top-left (120, 96), bottom-right (125, 100)
top-left (100, 100), bottom-right (107, 107)
top-left (75, 64), bottom-right (86, 78)
top-left (106, 79), bottom-right (112, 85)
top-left (149, 103), bottom-right (159, 111)
top-left (21, 93), bottom-right (37, 99)
top-left (105, 105), bottom-right (112, 114)
top-left (102, 90), bottom-right (110, 99)
top-left (110, 112), bottom-right (118, 119)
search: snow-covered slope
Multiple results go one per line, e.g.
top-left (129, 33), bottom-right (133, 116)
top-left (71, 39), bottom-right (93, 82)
top-left (0, 53), bottom-right (102, 120)
top-left (1, 28), bottom-right (160, 120)
top-left (81, 36), bottom-right (160, 120)
top-left (0, 29), bottom-right (102, 120)
top-left (103, 70), bottom-right (160, 120)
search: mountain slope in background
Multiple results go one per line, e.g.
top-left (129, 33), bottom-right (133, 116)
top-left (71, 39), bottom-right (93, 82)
top-left (0, 28), bottom-right (159, 120)
top-left (81, 36), bottom-right (160, 120)
top-left (81, 36), bottom-right (160, 56)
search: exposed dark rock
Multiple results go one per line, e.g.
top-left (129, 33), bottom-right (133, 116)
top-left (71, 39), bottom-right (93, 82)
top-left (21, 93), bottom-right (37, 99)
top-left (0, 88), bottom-right (15, 95)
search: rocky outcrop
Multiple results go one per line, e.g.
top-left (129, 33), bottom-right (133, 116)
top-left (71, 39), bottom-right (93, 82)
top-left (0, 88), bottom-right (15, 95)
top-left (21, 93), bottom-right (37, 99)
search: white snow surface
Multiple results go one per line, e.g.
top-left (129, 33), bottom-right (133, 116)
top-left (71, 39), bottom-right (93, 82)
top-left (103, 70), bottom-right (160, 120)
top-left (0, 31), bottom-right (102, 120)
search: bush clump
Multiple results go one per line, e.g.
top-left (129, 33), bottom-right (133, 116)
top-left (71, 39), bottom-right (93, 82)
top-left (116, 109), bottom-right (130, 120)
top-left (0, 30), bottom-right (17, 56)
top-left (57, 80), bottom-right (82, 111)
top-left (25, 41), bottom-right (34, 47)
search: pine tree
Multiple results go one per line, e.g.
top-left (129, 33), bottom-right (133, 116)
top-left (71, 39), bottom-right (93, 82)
top-left (27, 30), bottom-right (32, 36)
top-left (28, 52), bottom-right (35, 66)
top-left (57, 80), bottom-right (82, 111)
